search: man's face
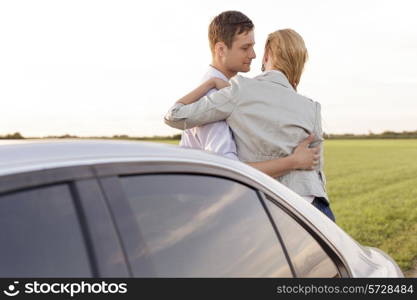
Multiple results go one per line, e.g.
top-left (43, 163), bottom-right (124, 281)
top-left (222, 30), bottom-right (256, 73)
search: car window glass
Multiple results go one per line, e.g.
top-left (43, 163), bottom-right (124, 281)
top-left (0, 184), bottom-right (92, 277)
top-left (265, 197), bottom-right (340, 278)
top-left (120, 174), bottom-right (292, 277)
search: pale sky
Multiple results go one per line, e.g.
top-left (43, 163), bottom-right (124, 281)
top-left (1, 0), bottom-right (416, 137)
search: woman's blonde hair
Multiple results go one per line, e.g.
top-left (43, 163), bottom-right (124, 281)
top-left (264, 29), bottom-right (308, 90)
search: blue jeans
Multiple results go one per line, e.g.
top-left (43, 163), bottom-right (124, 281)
top-left (312, 197), bottom-right (336, 222)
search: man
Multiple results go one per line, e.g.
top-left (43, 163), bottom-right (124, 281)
top-left (180, 11), bottom-right (255, 160)
top-left (174, 11), bottom-right (319, 178)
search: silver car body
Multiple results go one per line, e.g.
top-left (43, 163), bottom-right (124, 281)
top-left (0, 140), bottom-right (404, 277)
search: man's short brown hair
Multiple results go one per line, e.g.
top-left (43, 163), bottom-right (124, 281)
top-left (208, 11), bottom-right (254, 54)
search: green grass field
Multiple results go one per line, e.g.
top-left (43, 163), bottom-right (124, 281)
top-left (323, 139), bottom-right (417, 272)
top-left (150, 138), bottom-right (417, 272)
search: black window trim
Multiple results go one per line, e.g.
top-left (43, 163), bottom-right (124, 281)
top-left (97, 175), bottom-right (154, 277)
top-left (0, 165), bottom-right (94, 195)
top-left (68, 181), bottom-right (99, 277)
top-left (262, 193), bottom-right (350, 278)
top-left (256, 190), bottom-right (297, 277)
top-left (73, 179), bottom-right (131, 277)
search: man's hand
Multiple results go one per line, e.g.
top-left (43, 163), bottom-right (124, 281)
top-left (291, 134), bottom-right (320, 170)
top-left (212, 78), bottom-right (230, 90)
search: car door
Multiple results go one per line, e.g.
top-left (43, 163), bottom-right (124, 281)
top-left (0, 166), bottom-right (129, 277)
top-left (95, 162), bottom-right (295, 277)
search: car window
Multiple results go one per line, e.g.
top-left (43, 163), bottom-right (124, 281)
top-left (265, 197), bottom-right (340, 278)
top-left (120, 174), bottom-right (293, 277)
top-left (0, 184), bottom-right (92, 277)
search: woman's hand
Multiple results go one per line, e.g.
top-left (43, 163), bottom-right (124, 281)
top-left (212, 78), bottom-right (230, 90)
top-left (291, 134), bottom-right (320, 170)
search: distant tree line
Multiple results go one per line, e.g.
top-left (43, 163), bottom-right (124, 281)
top-left (0, 132), bottom-right (24, 139)
top-left (324, 130), bottom-right (417, 139)
top-left (2, 131), bottom-right (417, 140)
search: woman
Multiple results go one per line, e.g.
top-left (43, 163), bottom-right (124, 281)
top-left (164, 29), bottom-right (335, 222)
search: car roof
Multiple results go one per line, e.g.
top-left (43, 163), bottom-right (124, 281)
top-left (0, 139), bottom-right (237, 176)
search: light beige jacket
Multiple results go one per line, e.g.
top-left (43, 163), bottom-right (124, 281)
top-left (164, 70), bottom-right (328, 202)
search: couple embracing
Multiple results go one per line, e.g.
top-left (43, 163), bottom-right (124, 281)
top-left (164, 11), bottom-right (335, 222)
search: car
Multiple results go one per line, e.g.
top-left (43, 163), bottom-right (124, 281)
top-left (0, 140), bottom-right (403, 277)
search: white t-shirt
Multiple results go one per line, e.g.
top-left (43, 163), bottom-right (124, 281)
top-left (179, 66), bottom-right (238, 160)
